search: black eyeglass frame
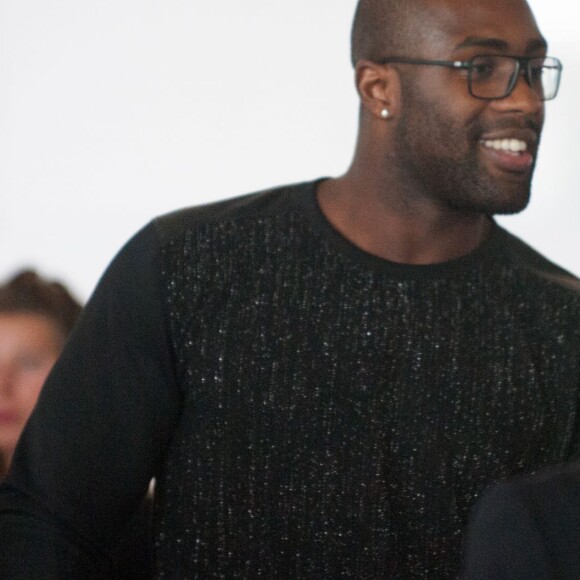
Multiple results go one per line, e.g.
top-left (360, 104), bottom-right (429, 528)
top-left (377, 55), bottom-right (563, 101)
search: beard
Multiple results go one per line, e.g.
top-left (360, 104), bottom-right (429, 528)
top-left (393, 84), bottom-right (542, 216)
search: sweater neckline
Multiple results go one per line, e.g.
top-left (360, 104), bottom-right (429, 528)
top-left (300, 178), bottom-right (505, 280)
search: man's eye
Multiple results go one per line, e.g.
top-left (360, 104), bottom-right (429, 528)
top-left (470, 60), bottom-right (495, 79)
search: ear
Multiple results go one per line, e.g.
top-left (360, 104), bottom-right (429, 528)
top-left (355, 59), bottom-right (400, 120)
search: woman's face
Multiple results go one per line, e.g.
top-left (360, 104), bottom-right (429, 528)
top-left (0, 313), bottom-right (64, 457)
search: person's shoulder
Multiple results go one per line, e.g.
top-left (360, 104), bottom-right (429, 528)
top-left (473, 462), bottom-right (580, 540)
top-left (152, 179), bottom-right (320, 243)
top-left (460, 465), bottom-right (578, 580)
top-left (495, 225), bottom-right (580, 294)
top-left (496, 461), bottom-right (580, 499)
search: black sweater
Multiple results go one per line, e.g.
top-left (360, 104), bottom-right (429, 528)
top-left (1, 180), bottom-right (580, 578)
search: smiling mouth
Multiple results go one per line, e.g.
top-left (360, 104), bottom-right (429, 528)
top-left (480, 138), bottom-right (528, 155)
top-left (479, 138), bottom-right (534, 173)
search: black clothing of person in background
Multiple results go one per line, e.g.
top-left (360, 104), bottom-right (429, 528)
top-left (0, 181), bottom-right (579, 578)
top-left (461, 461), bottom-right (580, 579)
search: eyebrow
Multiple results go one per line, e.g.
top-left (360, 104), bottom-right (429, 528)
top-left (455, 36), bottom-right (548, 53)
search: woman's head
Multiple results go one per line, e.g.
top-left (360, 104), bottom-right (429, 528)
top-left (0, 270), bottom-right (82, 465)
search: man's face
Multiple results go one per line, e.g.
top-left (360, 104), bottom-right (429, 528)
top-left (392, 0), bottom-right (546, 215)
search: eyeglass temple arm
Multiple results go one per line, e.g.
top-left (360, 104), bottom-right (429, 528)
top-left (378, 57), bottom-right (469, 69)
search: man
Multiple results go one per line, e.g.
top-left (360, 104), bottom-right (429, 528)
top-left (0, 0), bottom-right (577, 578)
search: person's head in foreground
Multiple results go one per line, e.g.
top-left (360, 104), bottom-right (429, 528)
top-left (0, 270), bottom-right (81, 476)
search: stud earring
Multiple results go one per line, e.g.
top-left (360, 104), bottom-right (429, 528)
top-left (380, 108), bottom-right (390, 119)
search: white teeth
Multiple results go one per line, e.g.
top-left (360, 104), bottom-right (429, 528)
top-left (481, 139), bottom-right (528, 153)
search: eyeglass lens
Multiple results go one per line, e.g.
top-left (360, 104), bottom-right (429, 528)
top-left (468, 56), bottom-right (561, 100)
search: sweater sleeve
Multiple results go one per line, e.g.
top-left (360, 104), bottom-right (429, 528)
top-left (0, 221), bottom-right (182, 578)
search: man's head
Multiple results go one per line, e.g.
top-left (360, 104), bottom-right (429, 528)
top-left (351, 0), bottom-right (553, 216)
top-left (351, 1), bottom-right (429, 67)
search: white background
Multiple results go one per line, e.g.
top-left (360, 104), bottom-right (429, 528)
top-left (0, 1), bottom-right (578, 300)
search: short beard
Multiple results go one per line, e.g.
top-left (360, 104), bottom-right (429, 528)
top-left (393, 84), bottom-right (538, 216)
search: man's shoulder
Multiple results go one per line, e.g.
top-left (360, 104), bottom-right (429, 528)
top-left (152, 179), bottom-right (320, 243)
top-left (496, 225), bottom-right (580, 294)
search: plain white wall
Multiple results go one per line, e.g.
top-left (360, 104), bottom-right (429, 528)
top-left (0, 1), bottom-right (578, 299)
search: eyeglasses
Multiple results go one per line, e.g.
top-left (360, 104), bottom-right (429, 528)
top-left (378, 54), bottom-right (563, 101)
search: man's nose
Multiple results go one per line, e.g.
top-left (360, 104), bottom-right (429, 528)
top-left (494, 70), bottom-right (544, 115)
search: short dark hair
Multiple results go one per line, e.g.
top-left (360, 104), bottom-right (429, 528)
top-left (351, 0), bottom-right (422, 67)
top-left (0, 270), bottom-right (82, 338)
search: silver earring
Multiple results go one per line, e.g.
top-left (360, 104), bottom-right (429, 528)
top-left (381, 108), bottom-right (390, 119)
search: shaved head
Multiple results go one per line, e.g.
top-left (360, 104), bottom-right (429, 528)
top-left (351, 0), bottom-right (425, 66)
top-left (351, 0), bottom-right (539, 67)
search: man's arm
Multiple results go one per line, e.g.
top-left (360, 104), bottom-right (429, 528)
top-left (0, 222), bottom-right (182, 578)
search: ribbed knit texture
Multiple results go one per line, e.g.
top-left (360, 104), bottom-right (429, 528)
top-left (152, 181), bottom-right (580, 578)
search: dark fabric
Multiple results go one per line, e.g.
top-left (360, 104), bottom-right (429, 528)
top-left (461, 461), bottom-right (580, 579)
top-left (113, 497), bottom-right (154, 580)
top-left (0, 180), bottom-right (579, 579)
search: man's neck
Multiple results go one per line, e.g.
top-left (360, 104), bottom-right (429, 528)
top-left (316, 174), bottom-right (493, 265)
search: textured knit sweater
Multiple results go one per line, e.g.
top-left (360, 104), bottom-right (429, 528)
top-left (1, 179), bottom-right (580, 579)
